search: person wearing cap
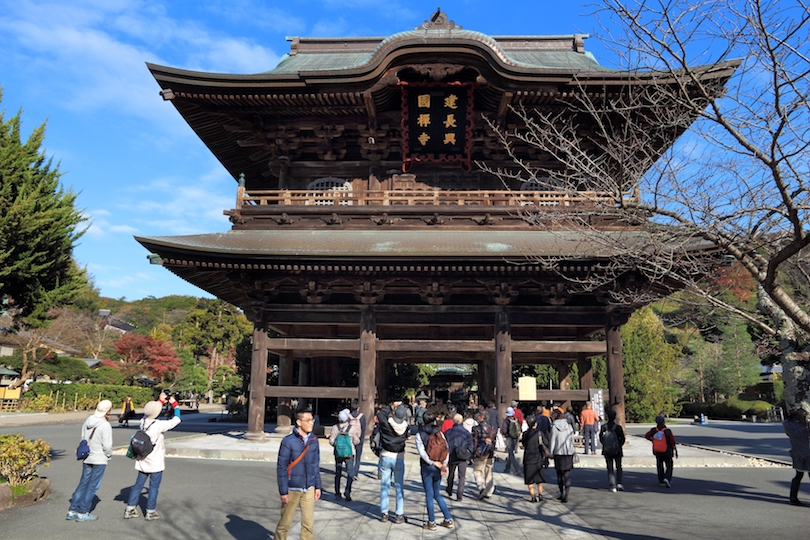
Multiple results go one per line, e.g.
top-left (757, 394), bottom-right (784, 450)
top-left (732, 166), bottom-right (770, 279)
top-left (123, 391), bottom-right (181, 521)
top-left (445, 413), bottom-right (474, 501)
top-left (415, 393), bottom-right (429, 427)
top-left (329, 408), bottom-right (361, 501)
top-left (500, 407), bottom-right (523, 477)
top-left (376, 401), bottom-right (411, 524)
top-left (645, 415), bottom-right (678, 488)
top-left (67, 399), bottom-right (113, 522)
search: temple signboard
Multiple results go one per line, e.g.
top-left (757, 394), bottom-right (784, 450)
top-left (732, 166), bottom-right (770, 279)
top-left (401, 82), bottom-right (474, 171)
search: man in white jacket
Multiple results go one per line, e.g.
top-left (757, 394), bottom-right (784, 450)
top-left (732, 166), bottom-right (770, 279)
top-left (67, 399), bottom-right (113, 522)
top-left (123, 392), bottom-right (181, 521)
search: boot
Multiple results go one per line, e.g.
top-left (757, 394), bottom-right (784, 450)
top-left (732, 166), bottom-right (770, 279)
top-left (790, 475), bottom-right (804, 505)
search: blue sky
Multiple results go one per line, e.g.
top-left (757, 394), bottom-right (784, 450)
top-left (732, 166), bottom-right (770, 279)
top-left (0, 0), bottom-right (611, 301)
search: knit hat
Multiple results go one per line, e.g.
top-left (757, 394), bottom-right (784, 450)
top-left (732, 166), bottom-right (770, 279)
top-left (144, 401), bottom-right (162, 419)
top-left (94, 399), bottom-right (112, 418)
top-left (655, 415), bottom-right (665, 426)
top-left (506, 407), bottom-right (515, 417)
top-left (392, 404), bottom-right (408, 424)
top-left (338, 409), bottom-right (350, 422)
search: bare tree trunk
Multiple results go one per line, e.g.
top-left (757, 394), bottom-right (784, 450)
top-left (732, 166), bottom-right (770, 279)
top-left (758, 287), bottom-right (810, 416)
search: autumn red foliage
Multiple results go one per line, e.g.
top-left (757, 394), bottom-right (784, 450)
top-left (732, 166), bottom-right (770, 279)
top-left (112, 333), bottom-right (181, 383)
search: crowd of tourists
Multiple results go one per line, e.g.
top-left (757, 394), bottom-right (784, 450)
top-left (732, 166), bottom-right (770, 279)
top-left (273, 396), bottom-right (664, 539)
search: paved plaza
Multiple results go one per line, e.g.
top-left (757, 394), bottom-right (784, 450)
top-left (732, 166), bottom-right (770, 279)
top-left (1, 410), bottom-right (805, 540)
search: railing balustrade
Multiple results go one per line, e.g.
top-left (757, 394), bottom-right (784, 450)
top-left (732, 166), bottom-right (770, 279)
top-left (234, 187), bottom-right (638, 209)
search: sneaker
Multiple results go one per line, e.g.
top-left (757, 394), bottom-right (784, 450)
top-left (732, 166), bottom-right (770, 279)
top-left (344, 494), bottom-right (352, 502)
top-left (123, 507), bottom-right (140, 519)
top-left (380, 513), bottom-right (389, 523)
top-left (440, 520), bottom-right (454, 529)
top-left (422, 522), bottom-right (437, 531)
top-left (664, 479), bottom-right (671, 488)
top-left (610, 487), bottom-right (617, 493)
top-left (617, 484), bottom-right (624, 491)
top-left (66, 511), bottom-right (77, 521)
top-left (75, 513), bottom-right (98, 522)
top-left (144, 511), bottom-right (161, 521)
top-left (478, 489), bottom-right (486, 500)
top-left (456, 494), bottom-right (463, 502)
top-left (392, 514), bottom-right (407, 524)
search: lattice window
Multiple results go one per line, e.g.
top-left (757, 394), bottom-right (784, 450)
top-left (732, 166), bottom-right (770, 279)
top-left (305, 177), bottom-right (353, 205)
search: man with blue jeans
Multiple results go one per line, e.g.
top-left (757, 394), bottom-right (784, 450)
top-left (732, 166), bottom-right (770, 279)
top-left (67, 399), bottom-right (113, 522)
top-left (377, 402), bottom-right (410, 523)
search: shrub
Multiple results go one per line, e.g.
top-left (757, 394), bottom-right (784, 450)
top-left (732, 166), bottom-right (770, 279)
top-left (0, 434), bottom-right (51, 486)
top-left (25, 382), bottom-right (156, 410)
top-left (19, 394), bottom-right (55, 413)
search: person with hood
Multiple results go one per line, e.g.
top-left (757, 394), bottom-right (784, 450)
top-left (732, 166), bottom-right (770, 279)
top-left (501, 407), bottom-right (523, 477)
top-left (67, 399), bottom-right (113, 522)
top-left (329, 408), bottom-right (360, 501)
top-left (782, 408), bottom-right (810, 506)
top-left (377, 402), bottom-right (410, 524)
top-left (416, 411), bottom-right (453, 530)
top-left (274, 408), bottom-right (321, 540)
top-left (444, 413), bottom-right (474, 501)
top-left (548, 409), bottom-right (575, 503)
top-left (123, 391), bottom-right (181, 521)
top-left (645, 415), bottom-right (678, 488)
top-left (521, 415), bottom-right (547, 502)
top-left (348, 399), bottom-right (366, 479)
top-left (599, 408), bottom-right (626, 492)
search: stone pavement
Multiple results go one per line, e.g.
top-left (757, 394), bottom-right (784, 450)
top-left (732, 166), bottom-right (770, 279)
top-left (153, 425), bottom-right (754, 467)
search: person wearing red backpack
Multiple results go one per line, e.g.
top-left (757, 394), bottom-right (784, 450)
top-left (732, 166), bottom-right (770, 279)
top-left (645, 415), bottom-right (678, 488)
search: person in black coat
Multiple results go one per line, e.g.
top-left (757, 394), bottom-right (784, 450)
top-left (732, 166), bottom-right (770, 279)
top-left (599, 408), bottom-right (626, 492)
top-left (444, 414), bottom-right (474, 501)
top-left (521, 415), bottom-right (546, 502)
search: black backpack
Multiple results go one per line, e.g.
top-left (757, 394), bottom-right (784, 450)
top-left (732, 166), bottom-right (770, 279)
top-left (602, 424), bottom-right (621, 456)
top-left (370, 423), bottom-right (382, 457)
top-left (130, 421), bottom-right (156, 458)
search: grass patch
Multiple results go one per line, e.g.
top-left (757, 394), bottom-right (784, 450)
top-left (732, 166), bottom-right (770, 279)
top-left (10, 484), bottom-right (30, 497)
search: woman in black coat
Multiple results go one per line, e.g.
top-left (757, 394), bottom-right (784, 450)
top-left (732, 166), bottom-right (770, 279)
top-left (521, 415), bottom-right (546, 502)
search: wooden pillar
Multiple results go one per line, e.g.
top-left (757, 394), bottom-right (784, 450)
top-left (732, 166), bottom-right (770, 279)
top-left (298, 358), bottom-right (311, 411)
top-left (275, 351), bottom-right (294, 434)
top-left (359, 307), bottom-right (377, 421)
top-left (558, 361), bottom-right (571, 410)
top-left (606, 312), bottom-right (627, 428)
top-left (479, 358), bottom-right (494, 407)
top-left (246, 325), bottom-right (268, 440)
top-left (376, 355), bottom-right (389, 406)
top-left (577, 354), bottom-right (593, 390)
top-left (495, 309), bottom-right (512, 425)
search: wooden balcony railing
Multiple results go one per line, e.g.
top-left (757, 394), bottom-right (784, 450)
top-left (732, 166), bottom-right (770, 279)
top-left (234, 187), bottom-right (638, 209)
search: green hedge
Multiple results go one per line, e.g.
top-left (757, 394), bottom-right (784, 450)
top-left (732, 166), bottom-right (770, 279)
top-left (26, 382), bottom-right (157, 410)
top-left (680, 396), bottom-right (775, 420)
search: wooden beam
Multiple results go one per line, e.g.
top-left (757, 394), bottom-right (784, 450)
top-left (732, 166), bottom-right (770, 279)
top-left (511, 341), bottom-right (606, 353)
top-left (378, 339), bottom-right (493, 352)
top-left (266, 338), bottom-right (359, 351)
top-left (263, 385), bottom-right (359, 399)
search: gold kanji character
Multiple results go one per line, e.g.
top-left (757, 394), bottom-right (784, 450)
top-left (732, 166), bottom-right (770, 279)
top-left (443, 133), bottom-right (457, 145)
top-left (418, 132), bottom-right (431, 146)
top-left (444, 94), bottom-right (458, 109)
top-left (418, 94), bottom-right (431, 108)
top-left (417, 114), bottom-right (431, 127)
top-left (443, 114), bottom-right (457, 128)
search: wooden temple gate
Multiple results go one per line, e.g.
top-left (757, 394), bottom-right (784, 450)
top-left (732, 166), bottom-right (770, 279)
top-left (137, 11), bottom-right (736, 438)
